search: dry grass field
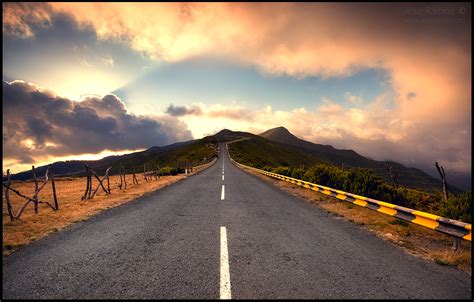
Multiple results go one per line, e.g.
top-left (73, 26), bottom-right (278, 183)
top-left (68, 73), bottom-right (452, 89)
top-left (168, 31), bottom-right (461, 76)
top-left (3, 161), bottom-right (214, 256)
top-left (244, 167), bottom-right (472, 275)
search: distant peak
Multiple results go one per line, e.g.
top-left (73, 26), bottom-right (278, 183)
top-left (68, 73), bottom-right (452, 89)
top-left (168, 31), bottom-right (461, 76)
top-left (214, 129), bottom-right (233, 135)
top-left (273, 126), bottom-right (291, 133)
top-left (270, 126), bottom-right (289, 132)
top-left (259, 126), bottom-right (293, 136)
top-left (259, 126), bottom-right (301, 146)
top-left (213, 128), bottom-right (254, 142)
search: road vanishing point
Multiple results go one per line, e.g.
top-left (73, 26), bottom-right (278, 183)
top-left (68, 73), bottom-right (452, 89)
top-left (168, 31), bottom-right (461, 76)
top-left (3, 143), bottom-right (471, 299)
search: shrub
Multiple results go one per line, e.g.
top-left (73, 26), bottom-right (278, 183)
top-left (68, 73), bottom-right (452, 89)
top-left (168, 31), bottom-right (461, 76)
top-left (438, 192), bottom-right (471, 223)
top-left (238, 153), bottom-right (468, 222)
top-left (291, 168), bottom-right (305, 179)
top-left (160, 167), bottom-right (178, 176)
top-left (272, 166), bottom-right (291, 176)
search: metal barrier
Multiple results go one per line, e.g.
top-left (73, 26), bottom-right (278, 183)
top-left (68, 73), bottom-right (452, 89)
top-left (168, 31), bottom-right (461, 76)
top-left (228, 154), bottom-right (471, 242)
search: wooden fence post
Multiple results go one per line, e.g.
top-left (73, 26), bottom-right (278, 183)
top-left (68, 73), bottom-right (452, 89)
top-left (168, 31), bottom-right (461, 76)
top-left (51, 172), bottom-right (59, 210)
top-left (119, 163), bottom-right (123, 190)
top-left (435, 162), bottom-right (449, 203)
top-left (91, 169), bottom-right (108, 193)
top-left (88, 167), bottom-right (93, 199)
top-left (5, 169), bottom-right (15, 221)
top-left (90, 167), bottom-right (112, 199)
top-left (133, 168), bottom-right (138, 185)
top-left (3, 167), bottom-right (54, 219)
top-left (107, 174), bottom-right (110, 193)
top-left (82, 165), bottom-right (90, 200)
top-left (32, 166), bottom-right (39, 213)
top-left (385, 162), bottom-right (399, 189)
top-left (122, 163), bottom-right (127, 189)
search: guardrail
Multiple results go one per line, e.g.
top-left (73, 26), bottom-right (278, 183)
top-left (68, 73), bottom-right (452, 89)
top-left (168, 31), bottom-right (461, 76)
top-left (227, 150), bottom-right (471, 244)
top-left (192, 157), bottom-right (218, 174)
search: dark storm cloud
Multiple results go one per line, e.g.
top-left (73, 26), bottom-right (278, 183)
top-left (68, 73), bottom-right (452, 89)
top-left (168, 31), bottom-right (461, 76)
top-left (2, 81), bottom-right (193, 163)
top-left (165, 104), bottom-right (203, 117)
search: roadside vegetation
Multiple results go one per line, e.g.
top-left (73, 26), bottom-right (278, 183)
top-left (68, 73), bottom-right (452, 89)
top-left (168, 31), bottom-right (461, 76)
top-left (10, 138), bottom-right (219, 181)
top-left (229, 141), bottom-right (471, 223)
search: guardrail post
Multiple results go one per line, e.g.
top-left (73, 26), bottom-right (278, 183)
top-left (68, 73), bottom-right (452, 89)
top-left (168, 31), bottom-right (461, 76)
top-left (452, 237), bottom-right (461, 251)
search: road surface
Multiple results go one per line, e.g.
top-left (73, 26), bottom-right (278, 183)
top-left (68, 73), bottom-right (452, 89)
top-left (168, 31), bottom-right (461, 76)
top-left (3, 143), bottom-right (471, 299)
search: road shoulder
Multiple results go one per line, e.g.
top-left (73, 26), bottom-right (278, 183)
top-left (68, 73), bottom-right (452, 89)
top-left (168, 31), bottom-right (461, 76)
top-left (237, 165), bottom-right (471, 276)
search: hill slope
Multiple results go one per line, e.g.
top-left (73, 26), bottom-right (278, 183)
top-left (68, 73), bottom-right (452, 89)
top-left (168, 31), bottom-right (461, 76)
top-left (10, 137), bottom-right (218, 180)
top-left (257, 127), bottom-right (446, 192)
top-left (10, 127), bottom-right (448, 193)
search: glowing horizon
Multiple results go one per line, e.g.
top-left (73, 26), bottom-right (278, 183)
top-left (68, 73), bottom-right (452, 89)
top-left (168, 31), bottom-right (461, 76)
top-left (3, 2), bottom-right (471, 188)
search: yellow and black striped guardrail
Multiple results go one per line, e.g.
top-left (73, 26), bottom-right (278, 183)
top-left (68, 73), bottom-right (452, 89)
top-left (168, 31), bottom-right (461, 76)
top-left (229, 155), bottom-right (471, 241)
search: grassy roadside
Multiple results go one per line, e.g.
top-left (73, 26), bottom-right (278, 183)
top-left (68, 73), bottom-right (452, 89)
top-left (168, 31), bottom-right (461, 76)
top-left (241, 166), bottom-right (472, 275)
top-left (2, 160), bottom-right (215, 256)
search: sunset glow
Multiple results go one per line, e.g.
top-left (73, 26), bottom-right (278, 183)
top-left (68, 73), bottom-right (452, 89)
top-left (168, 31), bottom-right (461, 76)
top-left (3, 2), bottom-right (471, 187)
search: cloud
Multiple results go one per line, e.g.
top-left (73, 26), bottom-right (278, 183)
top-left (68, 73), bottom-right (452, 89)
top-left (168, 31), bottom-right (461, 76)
top-left (344, 92), bottom-right (364, 104)
top-left (2, 2), bottom-right (52, 38)
top-left (165, 104), bottom-right (202, 116)
top-left (181, 99), bottom-right (470, 177)
top-left (207, 104), bottom-right (254, 121)
top-left (3, 2), bottom-right (471, 177)
top-left (3, 3), bottom-right (469, 120)
top-left (101, 55), bottom-right (114, 66)
top-left (2, 80), bottom-right (193, 167)
top-left (165, 102), bottom-right (255, 122)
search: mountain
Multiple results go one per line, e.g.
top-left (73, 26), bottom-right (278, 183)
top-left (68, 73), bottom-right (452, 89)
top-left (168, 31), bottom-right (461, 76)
top-left (213, 129), bottom-right (257, 142)
top-left (260, 127), bottom-right (373, 165)
top-left (9, 136), bottom-right (218, 181)
top-left (255, 127), bottom-right (452, 192)
top-left (260, 126), bottom-right (301, 146)
top-left (9, 126), bottom-right (455, 193)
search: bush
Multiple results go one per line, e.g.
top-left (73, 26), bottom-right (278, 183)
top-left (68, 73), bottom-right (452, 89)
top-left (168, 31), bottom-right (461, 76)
top-left (245, 157), bottom-right (468, 222)
top-left (438, 192), bottom-right (471, 223)
top-left (160, 167), bottom-right (178, 176)
top-left (272, 166), bottom-right (291, 176)
top-left (291, 168), bottom-right (305, 180)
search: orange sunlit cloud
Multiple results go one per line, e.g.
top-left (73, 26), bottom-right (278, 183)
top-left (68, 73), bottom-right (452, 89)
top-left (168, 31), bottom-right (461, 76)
top-left (2, 2), bottom-right (471, 179)
top-left (6, 3), bottom-right (468, 124)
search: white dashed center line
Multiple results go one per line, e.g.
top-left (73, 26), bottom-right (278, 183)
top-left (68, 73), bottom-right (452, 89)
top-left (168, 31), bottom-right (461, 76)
top-left (220, 226), bottom-right (231, 299)
top-left (221, 185), bottom-right (225, 200)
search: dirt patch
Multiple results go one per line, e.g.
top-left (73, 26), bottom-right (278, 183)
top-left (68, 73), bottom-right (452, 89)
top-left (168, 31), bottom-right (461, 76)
top-left (3, 162), bottom-right (214, 256)
top-left (243, 167), bottom-right (472, 275)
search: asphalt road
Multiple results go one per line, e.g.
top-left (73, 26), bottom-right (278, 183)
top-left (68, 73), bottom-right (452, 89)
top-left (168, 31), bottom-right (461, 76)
top-left (3, 143), bottom-right (472, 299)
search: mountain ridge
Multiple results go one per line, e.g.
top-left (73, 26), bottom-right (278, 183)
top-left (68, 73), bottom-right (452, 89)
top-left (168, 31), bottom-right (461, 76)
top-left (8, 126), bottom-right (457, 193)
top-left (257, 126), bottom-right (448, 192)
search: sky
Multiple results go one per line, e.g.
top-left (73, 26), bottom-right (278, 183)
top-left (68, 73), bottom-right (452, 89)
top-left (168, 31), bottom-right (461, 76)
top-left (2, 2), bottom-right (472, 189)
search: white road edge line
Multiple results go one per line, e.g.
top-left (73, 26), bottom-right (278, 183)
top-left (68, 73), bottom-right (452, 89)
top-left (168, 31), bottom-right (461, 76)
top-left (220, 226), bottom-right (232, 299)
top-left (221, 185), bottom-right (225, 200)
